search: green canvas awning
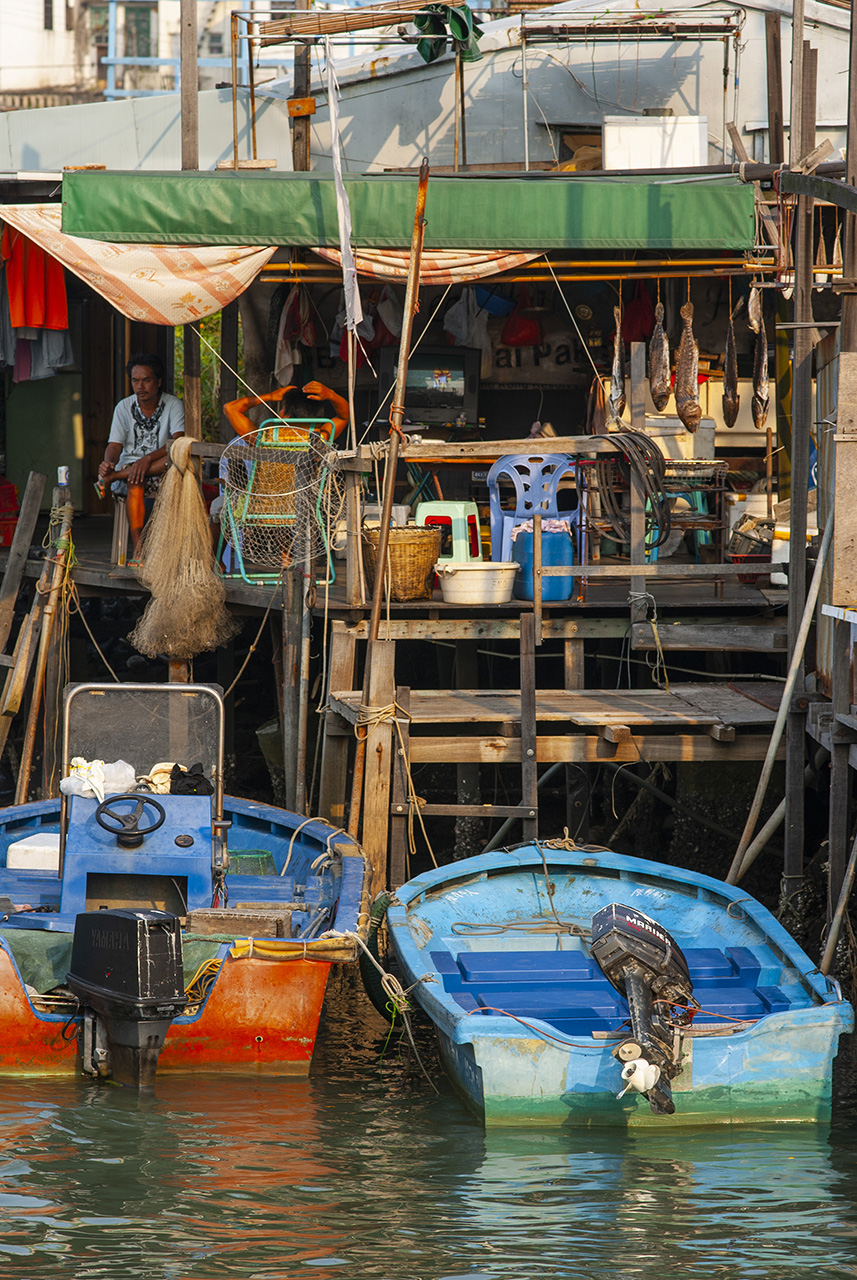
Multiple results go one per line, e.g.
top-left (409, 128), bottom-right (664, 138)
top-left (61, 170), bottom-right (754, 251)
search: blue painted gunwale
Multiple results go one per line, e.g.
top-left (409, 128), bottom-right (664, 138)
top-left (0, 796), bottom-right (366, 1027)
top-left (387, 846), bottom-right (854, 1127)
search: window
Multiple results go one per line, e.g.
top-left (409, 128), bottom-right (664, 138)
top-left (44, 0), bottom-right (53, 30)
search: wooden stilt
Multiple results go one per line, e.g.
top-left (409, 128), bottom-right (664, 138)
top-left (564, 638), bottom-right (587, 838)
top-left (389, 684), bottom-right (411, 887)
top-left (318, 622), bottom-right (357, 826)
top-left (0, 472), bottom-right (46, 655)
top-left (282, 570), bottom-right (303, 812)
top-left (829, 619), bottom-right (852, 914)
top-left (454, 639), bottom-right (482, 856)
top-left (520, 612), bottom-right (538, 842)
top-left (360, 640), bottom-right (396, 895)
top-left (349, 162), bottom-right (428, 839)
top-left (783, 42), bottom-right (817, 891)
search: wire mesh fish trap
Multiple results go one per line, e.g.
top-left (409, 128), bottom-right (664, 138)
top-left (219, 423), bottom-right (343, 577)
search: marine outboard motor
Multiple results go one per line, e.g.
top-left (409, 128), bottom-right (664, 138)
top-left (67, 909), bottom-right (186, 1088)
top-left (590, 903), bottom-right (696, 1116)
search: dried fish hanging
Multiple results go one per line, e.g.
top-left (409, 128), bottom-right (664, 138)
top-left (833, 208), bottom-right (843, 277)
top-left (815, 207), bottom-right (830, 286)
top-left (648, 281), bottom-right (671, 412)
top-left (748, 285), bottom-right (769, 431)
top-left (722, 280), bottom-right (741, 429)
top-left (609, 299), bottom-right (626, 423)
top-left (675, 283), bottom-right (702, 433)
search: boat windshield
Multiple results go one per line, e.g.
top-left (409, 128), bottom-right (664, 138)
top-left (62, 683), bottom-right (224, 801)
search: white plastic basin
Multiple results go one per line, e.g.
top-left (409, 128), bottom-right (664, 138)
top-left (435, 561), bottom-right (519, 605)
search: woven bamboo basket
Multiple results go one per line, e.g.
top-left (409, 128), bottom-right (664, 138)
top-left (362, 526), bottom-right (442, 601)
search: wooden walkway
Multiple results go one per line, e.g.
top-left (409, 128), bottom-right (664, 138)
top-left (328, 681), bottom-right (783, 764)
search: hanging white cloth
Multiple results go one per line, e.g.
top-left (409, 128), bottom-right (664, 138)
top-left (325, 38), bottom-right (363, 334)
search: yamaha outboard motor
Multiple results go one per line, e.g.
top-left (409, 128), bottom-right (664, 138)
top-left (67, 909), bottom-right (186, 1088)
top-left (591, 903), bottom-right (695, 1115)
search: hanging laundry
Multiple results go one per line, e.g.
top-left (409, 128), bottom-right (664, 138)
top-left (443, 287), bottom-right (492, 377)
top-left (414, 3), bottom-right (483, 64)
top-left (273, 285), bottom-right (317, 387)
top-left (28, 327), bottom-right (74, 379)
top-left (0, 271), bottom-right (16, 366)
top-left (0, 263), bottom-right (73, 380)
top-left (0, 224), bottom-right (68, 330)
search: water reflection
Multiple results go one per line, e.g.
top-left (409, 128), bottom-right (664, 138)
top-left (0, 988), bottom-right (854, 1279)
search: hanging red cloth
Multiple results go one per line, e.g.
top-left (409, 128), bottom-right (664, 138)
top-left (1, 225), bottom-right (68, 330)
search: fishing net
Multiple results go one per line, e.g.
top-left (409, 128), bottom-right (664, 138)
top-left (129, 437), bottom-right (239, 661)
top-left (219, 426), bottom-right (343, 573)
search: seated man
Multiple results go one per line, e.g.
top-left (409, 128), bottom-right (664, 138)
top-left (98, 353), bottom-right (185, 563)
top-left (223, 380), bottom-right (348, 441)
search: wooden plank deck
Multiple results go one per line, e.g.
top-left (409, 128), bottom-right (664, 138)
top-left (328, 683), bottom-right (778, 731)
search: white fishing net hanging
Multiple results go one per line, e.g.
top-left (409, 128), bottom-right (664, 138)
top-left (220, 426), bottom-right (343, 571)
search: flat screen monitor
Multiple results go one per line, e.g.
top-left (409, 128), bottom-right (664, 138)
top-left (378, 346), bottom-right (480, 425)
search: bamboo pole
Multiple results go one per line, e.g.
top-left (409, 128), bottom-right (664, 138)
top-left (347, 160), bottom-right (429, 839)
top-left (821, 828), bottom-right (857, 975)
top-left (14, 493), bottom-right (73, 806)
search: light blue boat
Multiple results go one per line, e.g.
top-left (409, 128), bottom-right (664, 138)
top-left (387, 844), bottom-right (853, 1126)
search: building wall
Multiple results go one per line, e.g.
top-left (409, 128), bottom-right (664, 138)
top-left (283, 3), bottom-right (851, 173)
top-left (0, 0), bottom-right (96, 92)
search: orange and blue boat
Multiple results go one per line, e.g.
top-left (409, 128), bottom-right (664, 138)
top-left (0, 682), bottom-right (368, 1083)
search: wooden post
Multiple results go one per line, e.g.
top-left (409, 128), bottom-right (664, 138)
top-left (454, 640), bottom-right (482, 856)
top-left (520, 611), bottom-right (538, 841)
top-left (318, 622), bottom-right (357, 825)
top-left (564, 637), bottom-right (586, 837)
top-left (292, 0), bottom-right (311, 171)
top-left (829, 619), bottom-right (852, 914)
top-left (180, 0), bottom-right (201, 448)
top-left (533, 512), bottom-right (543, 645)
top-left (629, 341), bottom-right (647, 625)
top-left (788, 0), bottom-right (805, 170)
top-left (282, 570), bottom-right (303, 812)
top-left (765, 14), bottom-right (785, 164)
top-left (389, 684), bottom-right (410, 887)
top-left (0, 471), bottom-right (46, 654)
top-left (348, 163), bottom-right (428, 838)
top-left (345, 471), bottom-right (364, 606)
top-left (295, 557), bottom-right (313, 816)
top-left (180, 0), bottom-right (198, 171)
top-left (783, 42), bottom-right (817, 889)
top-left (219, 300), bottom-right (239, 442)
top-left (361, 640), bottom-right (396, 895)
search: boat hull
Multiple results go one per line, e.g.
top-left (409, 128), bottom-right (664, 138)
top-left (434, 1007), bottom-right (846, 1127)
top-left (0, 948), bottom-right (333, 1076)
top-left (0, 797), bottom-right (367, 1077)
top-left (388, 847), bottom-right (854, 1127)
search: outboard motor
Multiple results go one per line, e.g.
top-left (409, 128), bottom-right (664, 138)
top-left (67, 909), bottom-right (186, 1088)
top-left (590, 903), bottom-right (696, 1116)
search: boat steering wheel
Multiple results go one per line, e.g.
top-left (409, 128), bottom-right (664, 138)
top-left (95, 793), bottom-right (167, 849)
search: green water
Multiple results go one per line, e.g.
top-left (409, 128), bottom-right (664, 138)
top-left (2, 978), bottom-right (857, 1280)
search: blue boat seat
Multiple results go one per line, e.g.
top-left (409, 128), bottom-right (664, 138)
top-left (457, 951), bottom-right (599, 983)
top-left (756, 986), bottom-right (793, 1013)
top-left (436, 944), bottom-right (809, 1035)
top-left (475, 989), bottom-right (626, 1035)
top-left (683, 948), bottom-right (735, 979)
